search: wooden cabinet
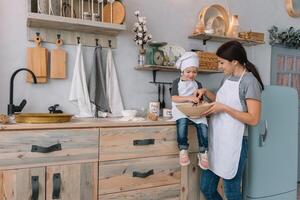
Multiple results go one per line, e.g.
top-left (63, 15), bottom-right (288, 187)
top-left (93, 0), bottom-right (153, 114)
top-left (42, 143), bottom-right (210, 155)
top-left (99, 125), bottom-right (202, 200)
top-left (0, 167), bottom-right (45, 200)
top-left (0, 163), bottom-right (98, 200)
top-left (46, 163), bottom-right (98, 200)
top-left (0, 129), bottom-right (99, 200)
top-left (0, 123), bottom-right (205, 200)
top-left (0, 129), bottom-right (99, 170)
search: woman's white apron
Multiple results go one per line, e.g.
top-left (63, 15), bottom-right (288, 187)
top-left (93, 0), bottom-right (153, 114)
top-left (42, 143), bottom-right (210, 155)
top-left (208, 71), bottom-right (246, 179)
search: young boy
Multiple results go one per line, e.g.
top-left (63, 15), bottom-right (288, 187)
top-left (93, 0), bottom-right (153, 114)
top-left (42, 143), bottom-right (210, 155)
top-left (171, 52), bottom-right (209, 169)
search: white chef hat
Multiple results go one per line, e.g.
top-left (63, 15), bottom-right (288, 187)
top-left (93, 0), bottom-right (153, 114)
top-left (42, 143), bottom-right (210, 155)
top-left (175, 52), bottom-right (199, 71)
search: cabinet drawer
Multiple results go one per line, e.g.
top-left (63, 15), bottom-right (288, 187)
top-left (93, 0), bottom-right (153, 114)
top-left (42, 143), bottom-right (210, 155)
top-left (99, 155), bottom-right (180, 195)
top-left (99, 184), bottom-right (180, 200)
top-left (99, 126), bottom-right (199, 161)
top-left (0, 129), bottom-right (99, 169)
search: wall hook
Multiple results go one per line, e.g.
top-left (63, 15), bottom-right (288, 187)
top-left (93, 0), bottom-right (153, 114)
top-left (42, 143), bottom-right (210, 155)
top-left (77, 36), bottom-right (80, 44)
top-left (95, 38), bottom-right (99, 46)
top-left (35, 32), bottom-right (40, 37)
top-left (108, 40), bottom-right (112, 48)
top-left (57, 33), bottom-right (61, 40)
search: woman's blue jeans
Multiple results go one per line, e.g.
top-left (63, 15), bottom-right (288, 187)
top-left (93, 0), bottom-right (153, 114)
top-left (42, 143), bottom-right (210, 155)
top-left (200, 137), bottom-right (248, 200)
top-left (176, 118), bottom-right (208, 152)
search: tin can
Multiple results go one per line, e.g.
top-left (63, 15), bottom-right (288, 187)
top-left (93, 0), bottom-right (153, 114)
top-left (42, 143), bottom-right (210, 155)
top-left (149, 102), bottom-right (160, 117)
top-left (163, 108), bottom-right (172, 118)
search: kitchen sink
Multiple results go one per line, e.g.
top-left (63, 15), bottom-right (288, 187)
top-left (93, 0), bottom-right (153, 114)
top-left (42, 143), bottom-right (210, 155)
top-left (15, 113), bottom-right (73, 123)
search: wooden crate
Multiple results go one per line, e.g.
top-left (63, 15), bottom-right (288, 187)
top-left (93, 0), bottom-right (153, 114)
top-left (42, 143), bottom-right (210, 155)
top-left (239, 31), bottom-right (264, 42)
top-left (196, 51), bottom-right (219, 71)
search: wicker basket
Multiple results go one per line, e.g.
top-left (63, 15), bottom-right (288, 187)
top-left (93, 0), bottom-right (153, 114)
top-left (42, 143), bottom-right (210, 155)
top-left (196, 51), bottom-right (219, 71)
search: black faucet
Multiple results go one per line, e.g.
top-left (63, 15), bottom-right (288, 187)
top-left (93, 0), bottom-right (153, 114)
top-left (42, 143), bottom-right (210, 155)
top-left (7, 68), bottom-right (37, 115)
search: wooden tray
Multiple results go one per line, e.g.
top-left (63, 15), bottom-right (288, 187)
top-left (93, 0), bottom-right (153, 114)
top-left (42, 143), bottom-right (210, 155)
top-left (15, 113), bottom-right (73, 124)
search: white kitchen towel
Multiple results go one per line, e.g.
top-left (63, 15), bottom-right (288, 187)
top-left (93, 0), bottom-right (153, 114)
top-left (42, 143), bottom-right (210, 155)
top-left (106, 48), bottom-right (124, 116)
top-left (69, 44), bottom-right (93, 117)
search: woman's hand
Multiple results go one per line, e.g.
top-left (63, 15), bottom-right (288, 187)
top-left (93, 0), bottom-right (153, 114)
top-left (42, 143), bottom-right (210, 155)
top-left (202, 102), bottom-right (227, 116)
top-left (202, 99), bottom-right (261, 126)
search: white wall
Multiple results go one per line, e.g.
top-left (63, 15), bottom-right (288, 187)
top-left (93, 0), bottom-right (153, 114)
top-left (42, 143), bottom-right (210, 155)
top-left (0, 0), bottom-right (299, 114)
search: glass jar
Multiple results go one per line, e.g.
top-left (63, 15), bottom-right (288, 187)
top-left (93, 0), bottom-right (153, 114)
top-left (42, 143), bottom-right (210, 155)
top-left (138, 48), bottom-right (146, 66)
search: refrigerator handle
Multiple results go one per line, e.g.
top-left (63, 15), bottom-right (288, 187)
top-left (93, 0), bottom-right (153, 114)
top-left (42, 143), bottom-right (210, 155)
top-left (259, 120), bottom-right (268, 147)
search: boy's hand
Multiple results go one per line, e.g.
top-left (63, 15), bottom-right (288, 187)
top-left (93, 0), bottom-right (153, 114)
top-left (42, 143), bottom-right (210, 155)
top-left (188, 96), bottom-right (200, 104)
top-left (196, 88), bottom-right (207, 98)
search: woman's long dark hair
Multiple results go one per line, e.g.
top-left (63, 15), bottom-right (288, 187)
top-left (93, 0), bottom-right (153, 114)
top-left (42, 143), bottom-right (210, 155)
top-left (216, 40), bottom-right (264, 90)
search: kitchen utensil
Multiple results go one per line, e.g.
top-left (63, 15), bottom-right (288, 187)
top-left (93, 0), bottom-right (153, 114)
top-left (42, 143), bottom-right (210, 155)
top-left (103, 1), bottom-right (125, 24)
top-left (176, 102), bottom-right (212, 118)
top-left (37, 0), bottom-right (48, 14)
top-left (83, 11), bottom-right (92, 20)
top-left (161, 85), bottom-right (166, 109)
top-left (158, 84), bottom-right (161, 103)
top-left (15, 113), bottom-right (73, 123)
top-left (206, 16), bottom-right (226, 35)
top-left (197, 4), bottom-right (229, 34)
top-left (146, 42), bottom-right (167, 65)
top-left (27, 35), bottom-right (48, 83)
top-left (49, 0), bottom-right (60, 16)
top-left (50, 38), bottom-right (67, 79)
top-left (159, 44), bottom-right (186, 66)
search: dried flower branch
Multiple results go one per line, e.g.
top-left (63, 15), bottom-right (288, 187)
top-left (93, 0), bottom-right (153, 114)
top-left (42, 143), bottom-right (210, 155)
top-left (132, 10), bottom-right (152, 53)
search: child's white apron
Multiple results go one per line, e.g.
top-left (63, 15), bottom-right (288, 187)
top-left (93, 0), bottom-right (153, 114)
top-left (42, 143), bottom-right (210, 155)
top-left (171, 80), bottom-right (207, 125)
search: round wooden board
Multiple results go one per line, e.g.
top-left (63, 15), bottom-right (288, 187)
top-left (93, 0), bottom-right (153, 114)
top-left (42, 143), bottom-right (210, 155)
top-left (285, 0), bottom-right (300, 17)
top-left (103, 1), bottom-right (125, 24)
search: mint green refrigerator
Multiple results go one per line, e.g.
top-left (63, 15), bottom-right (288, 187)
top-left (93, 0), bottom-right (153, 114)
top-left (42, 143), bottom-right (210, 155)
top-left (244, 86), bottom-right (298, 200)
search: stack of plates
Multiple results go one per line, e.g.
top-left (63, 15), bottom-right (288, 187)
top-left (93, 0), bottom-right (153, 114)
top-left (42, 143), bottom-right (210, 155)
top-left (197, 4), bottom-right (229, 35)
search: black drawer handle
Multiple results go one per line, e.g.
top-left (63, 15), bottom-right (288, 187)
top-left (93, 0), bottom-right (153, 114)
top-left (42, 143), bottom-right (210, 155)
top-left (133, 139), bottom-right (155, 146)
top-left (31, 143), bottom-right (62, 153)
top-left (52, 173), bottom-right (61, 199)
top-left (31, 176), bottom-right (39, 200)
top-left (133, 169), bottom-right (154, 178)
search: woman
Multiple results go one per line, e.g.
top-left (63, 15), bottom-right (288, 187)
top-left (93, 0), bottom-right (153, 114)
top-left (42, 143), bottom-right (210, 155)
top-left (198, 40), bottom-right (264, 200)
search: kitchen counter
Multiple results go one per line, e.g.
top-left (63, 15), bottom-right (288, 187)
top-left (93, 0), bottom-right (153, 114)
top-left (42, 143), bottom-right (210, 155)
top-left (0, 117), bottom-right (176, 131)
top-left (0, 116), bottom-right (205, 199)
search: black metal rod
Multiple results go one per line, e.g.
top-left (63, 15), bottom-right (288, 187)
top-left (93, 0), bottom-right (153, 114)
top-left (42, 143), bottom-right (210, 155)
top-left (149, 81), bottom-right (172, 85)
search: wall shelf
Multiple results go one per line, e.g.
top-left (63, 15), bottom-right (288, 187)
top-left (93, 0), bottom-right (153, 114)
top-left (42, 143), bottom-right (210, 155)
top-left (189, 33), bottom-right (265, 46)
top-left (135, 65), bottom-right (222, 73)
top-left (135, 65), bottom-right (222, 84)
top-left (27, 12), bottom-right (126, 36)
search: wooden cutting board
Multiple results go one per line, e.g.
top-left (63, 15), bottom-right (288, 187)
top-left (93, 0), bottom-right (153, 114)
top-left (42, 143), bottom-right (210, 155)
top-left (50, 39), bottom-right (67, 79)
top-left (103, 1), bottom-right (125, 24)
top-left (27, 36), bottom-right (48, 83)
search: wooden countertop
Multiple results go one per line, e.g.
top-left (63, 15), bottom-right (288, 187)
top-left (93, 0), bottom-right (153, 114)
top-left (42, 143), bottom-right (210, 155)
top-left (0, 117), bottom-right (176, 131)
